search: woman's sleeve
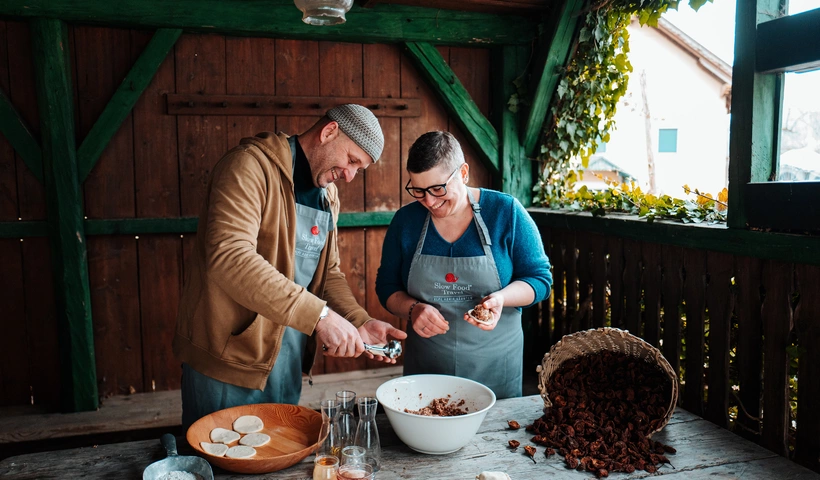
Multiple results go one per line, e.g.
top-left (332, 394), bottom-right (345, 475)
top-left (376, 212), bottom-right (407, 309)
top-left (509, 197), bottom-right (553, 306)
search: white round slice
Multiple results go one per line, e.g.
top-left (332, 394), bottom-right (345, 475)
top-left (209, 427), bottom-right (240, 444)
top-left (233, 415), bottom-right (264, 434)
top-left (200, 441), bottom-right (229, 457)
top-left (239, 432), bottom-right (271, 447)
top-left (226, 445), bottom-right (256, 459)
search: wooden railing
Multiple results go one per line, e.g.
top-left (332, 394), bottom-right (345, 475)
top-left (526, 217), bottom-right (820, 473)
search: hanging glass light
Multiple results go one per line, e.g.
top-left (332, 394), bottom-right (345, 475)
top-left (294, 0), bottom-right (354, 26)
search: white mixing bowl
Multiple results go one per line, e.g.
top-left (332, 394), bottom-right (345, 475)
top-left (375, 374), bottom-right (497, 455)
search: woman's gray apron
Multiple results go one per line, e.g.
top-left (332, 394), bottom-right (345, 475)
top-left (181, 137), bottom-right (332, 429)
top-left (404, 190), bottom-right (523, 399)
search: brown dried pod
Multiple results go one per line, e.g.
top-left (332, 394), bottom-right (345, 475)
top-left (523, 445), bottom-right (537, 464)
top-left (508, 439), bottom-right (520, 449)
top-left (508, 420), bottom-right (521, 430)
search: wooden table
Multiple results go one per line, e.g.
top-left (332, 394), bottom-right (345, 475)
top-left (1, 395), bottom-right (818, 479)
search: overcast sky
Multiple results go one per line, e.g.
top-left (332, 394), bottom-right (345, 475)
top-left (662, 0), bottom-right (819, 66)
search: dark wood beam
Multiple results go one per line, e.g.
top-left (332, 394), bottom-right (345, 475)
top-left (0, 0), bottom-right (538, 46)
top-left (529, 209), bottom-right (820, 267)
top-left (744, 182), bottom-right (820, 233)
top-left (521, 0), bottom-right (584, 158)
top-left (0, 87), bottom-right (42, 183)
top-left (756, 7), bottom-right (820, 74)
top-left (493, 45), bottom-right (532, 204)
top-left (77, 28), bottom-right (181, 181)
top-left (727, 0), bottom-right (783, 229)
top-left (30, 17), bottom-right (98, 413)
top-left (0, 212), bottom-right (397, 238)
top-left (404, 42), bottom-right (499, 176)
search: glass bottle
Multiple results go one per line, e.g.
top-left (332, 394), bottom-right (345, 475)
top-left (353, 396), bottom-right (381, 472)
top-left (335, 390), bottom-right (357, 451)
top-left (317, 399), bottom-right (340, 457)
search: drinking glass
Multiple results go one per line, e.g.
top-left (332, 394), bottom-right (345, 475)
top-left (340, 445), bottom-right (366, 466)
top-left (313, 454), bottom-right (339, 480)
top-left (336, 463), bottom-right (375, 480)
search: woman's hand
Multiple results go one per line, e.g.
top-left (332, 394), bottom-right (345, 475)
top-left (464, 292), bottom-right (504, 330)
top-left (412, 303), bottom-right (449, 338)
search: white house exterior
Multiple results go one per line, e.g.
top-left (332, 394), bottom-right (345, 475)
top-left (590, 17), bottom-right (732, 197)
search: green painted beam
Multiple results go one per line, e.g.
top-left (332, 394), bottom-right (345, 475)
top-left (31, 18), bottom-right (98, 413)
top-left (727, 0), bottom-right (783, 229)
top-left (521, 0), bottom-right (585, 158)
top-left (404, 42), bottom-right (499, 176)
top-left (0, 88), bottom-right (43, 183)
top-left (77, 28), bottom-right (181, 181)
top-left (336, 211), bottom-right (395, 228)
top-left (756, 7), bottom-right (820, 74)
top-left (492, 45), bottom-right (532, 205)
top-left (0, 0), bottom-right (537, 46)
top-left (529, 209), bottom-right (820, 267)
top-left (0, 212), bottom-right (396, 238)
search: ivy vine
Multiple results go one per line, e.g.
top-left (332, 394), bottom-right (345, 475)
top-left (532, 0), bottom-right (725, 224)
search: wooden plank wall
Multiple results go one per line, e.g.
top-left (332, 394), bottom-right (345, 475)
top-left (0, 22), bottom-right (492, 409)
top-left (536, 227), bottom-right (820, 473)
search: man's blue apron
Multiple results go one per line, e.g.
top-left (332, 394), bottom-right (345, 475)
top-left (181, 137), bottom-right (332, 429)
top-left (404, 189), bottom-right (523, 399)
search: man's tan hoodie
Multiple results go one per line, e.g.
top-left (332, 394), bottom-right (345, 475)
top-left (173, 132), bottom-right (372, 390)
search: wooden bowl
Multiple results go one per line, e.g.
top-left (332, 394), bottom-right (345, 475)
top-left (186, 403), bottom-right (322, 474)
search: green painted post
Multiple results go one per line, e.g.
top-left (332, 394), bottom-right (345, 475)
top-left (493, 45), bottom-right (532, 205)
top-left (0, 88), bottom-right (43, 183)
top-left (727, 0), bottom-right (783, 229)
top-left (30, 18), bottom-right (98, 412)
top-left (404, 42), bottom-right (500, 176)
top-left (520, 0), bottom-right (585, 158)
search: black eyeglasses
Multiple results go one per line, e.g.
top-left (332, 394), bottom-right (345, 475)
top-left (404, 165), bottom-right (463, 199)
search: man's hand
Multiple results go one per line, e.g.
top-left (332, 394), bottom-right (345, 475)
top-left (315, 309), bottom-right (365, 357)
top-left (358, 320), bottom-right (408, 364)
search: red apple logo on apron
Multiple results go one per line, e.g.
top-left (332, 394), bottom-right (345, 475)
top-left (311, 225), bottom-right (319, 235)
top-left (445, 273), bottom-right (458, 283)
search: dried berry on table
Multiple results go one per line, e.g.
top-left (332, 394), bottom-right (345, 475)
top-left (507, 420), bottom-right (520, 430)
top-left (508, 440), bottom-right (520, 449)
top-left (523, 445), bottom-right (537, 464)
top-left (531, 350), bottom-right (676, 477)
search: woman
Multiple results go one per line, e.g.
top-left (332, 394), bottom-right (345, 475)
top-left (376, 131), bottom-right (553, 399)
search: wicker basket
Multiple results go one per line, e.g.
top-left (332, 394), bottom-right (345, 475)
top-left (536, 327), bottom-right (679, 436)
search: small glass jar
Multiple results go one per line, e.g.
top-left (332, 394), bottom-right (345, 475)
top-left (336, 463), bottom-right (375, 480)
top-left (340, 445), bottom-right (366, 466)
top-left (313, 454), bottom-right (339, 480)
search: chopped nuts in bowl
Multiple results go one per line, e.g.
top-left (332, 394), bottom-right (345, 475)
top-left (375, 375), bottom-right (496, 455)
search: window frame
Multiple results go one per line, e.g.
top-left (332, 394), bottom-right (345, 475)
top-left (728, 2), bottom-right (820, 233)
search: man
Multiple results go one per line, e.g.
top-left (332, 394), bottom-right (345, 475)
top-left (173, 104), bottom-right (406, 430)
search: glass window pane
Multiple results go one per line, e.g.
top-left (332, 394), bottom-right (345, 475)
top-left (778, 69), bottom-right (820, 181)
top-left (787, 1), bottom-right (820, 15)
top-left (658, 129), bottom-right (678, 153)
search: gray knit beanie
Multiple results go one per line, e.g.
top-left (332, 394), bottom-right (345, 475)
top-left (327, 104), bottom-right (384, 163)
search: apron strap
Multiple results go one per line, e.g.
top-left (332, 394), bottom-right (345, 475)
top-left (467, 189), bottom-right (493, 253)
top-left (414, 214), bottom-right (432, 257)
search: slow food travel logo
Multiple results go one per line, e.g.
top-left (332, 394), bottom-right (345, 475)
top-left (433, 272), bottom-right (474, 303)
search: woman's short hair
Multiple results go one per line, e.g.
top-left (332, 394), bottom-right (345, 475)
top-left (406, 131), bottom-right (465, 173)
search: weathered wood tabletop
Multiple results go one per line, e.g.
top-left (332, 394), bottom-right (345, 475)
top-left (1, 395), bottom-right (818, 479)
